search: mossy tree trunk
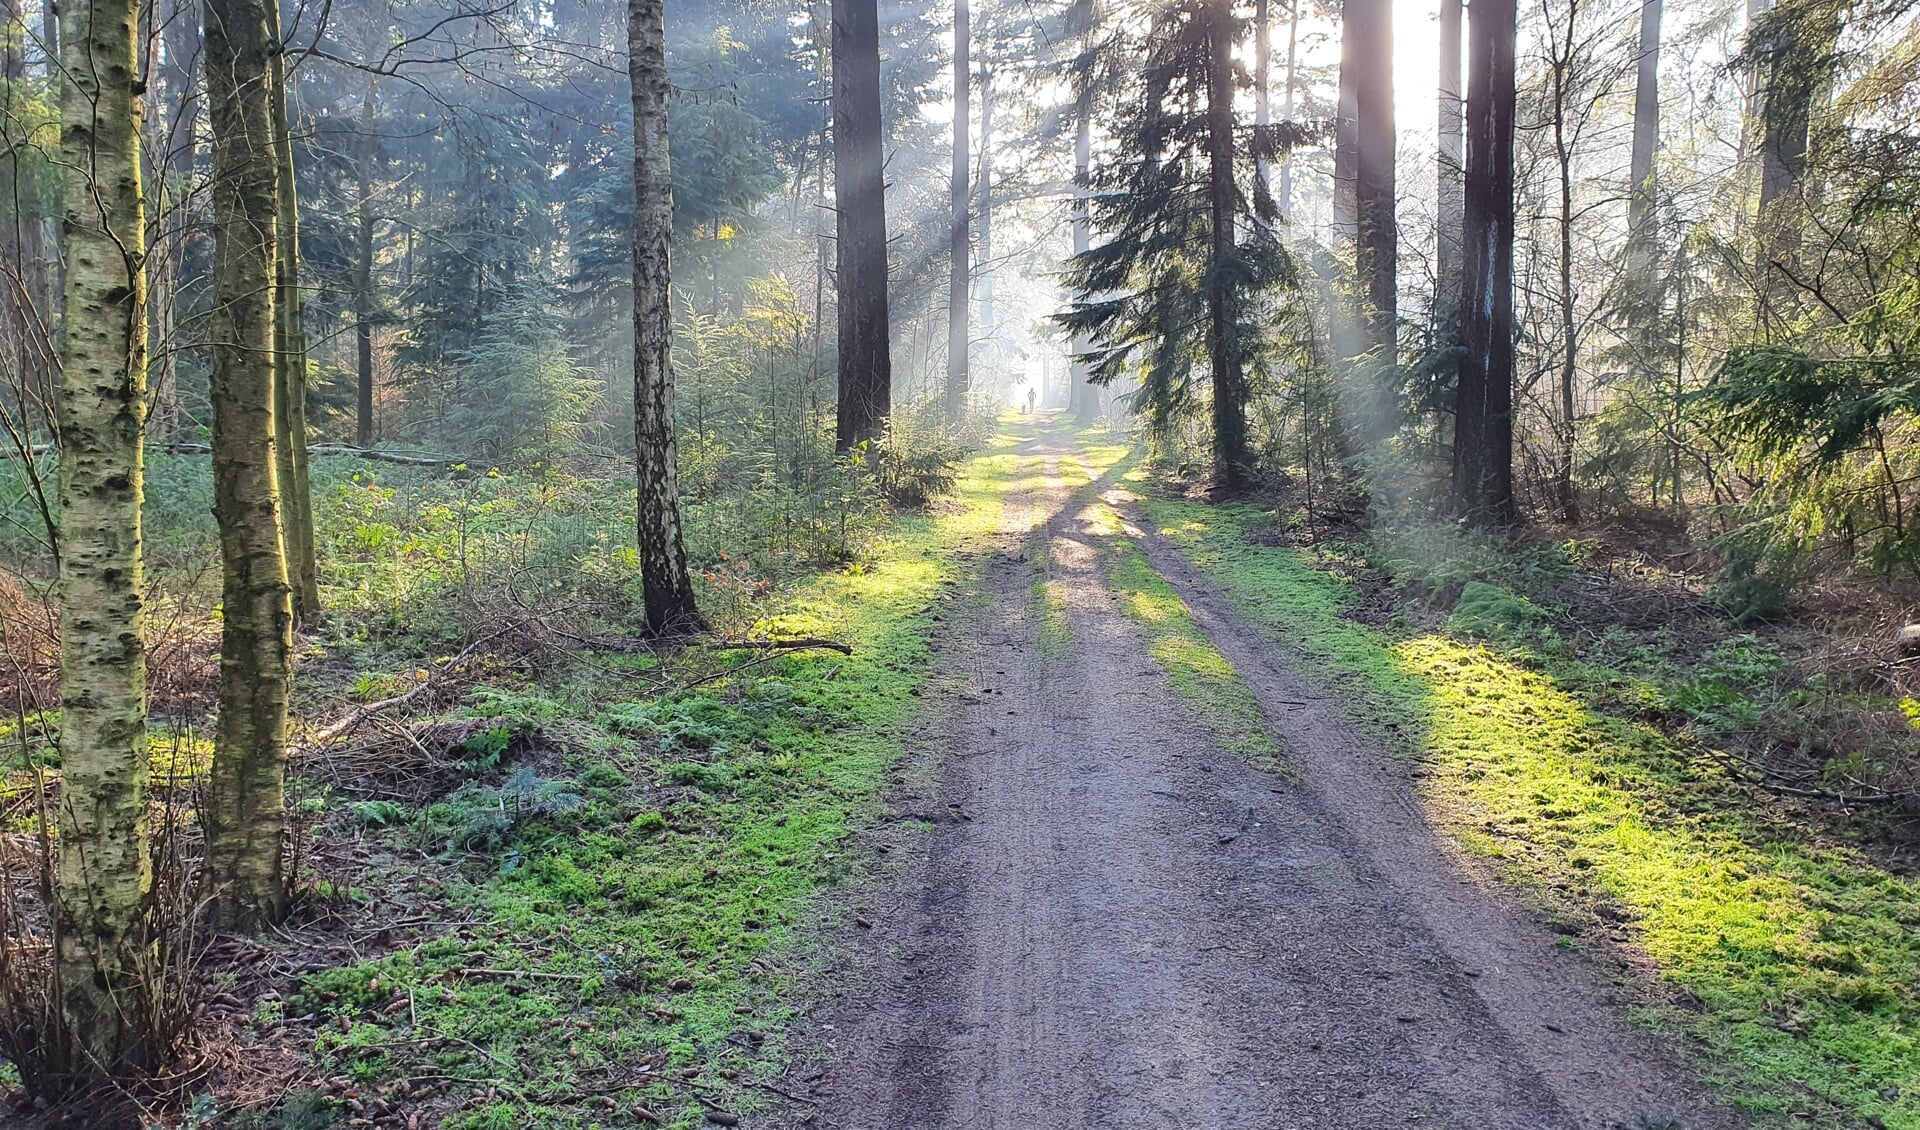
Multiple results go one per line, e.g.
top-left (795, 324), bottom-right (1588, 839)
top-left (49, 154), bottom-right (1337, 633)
top-left (53, 0), bottom-right (158, 1077)
top-left (270, 45), bottom-right (319, 625)
top-left (204, 0), bottom-right (294, 928)
top-left (629, 0), bottom-right (702, 635)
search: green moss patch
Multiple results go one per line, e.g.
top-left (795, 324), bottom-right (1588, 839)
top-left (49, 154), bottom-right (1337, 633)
top-left (1142, 499), bottom-right (1920, 1129)
top-left (275, 428), bottom-right (1052, 1130)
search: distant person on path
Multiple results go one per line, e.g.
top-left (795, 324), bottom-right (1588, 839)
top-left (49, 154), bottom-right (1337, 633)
top-left (1025, 387), bottom-right (1036, 415)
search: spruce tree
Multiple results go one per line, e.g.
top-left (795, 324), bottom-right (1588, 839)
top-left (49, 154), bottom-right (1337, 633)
top-left (1059, 0), bottom-right (1294, 486)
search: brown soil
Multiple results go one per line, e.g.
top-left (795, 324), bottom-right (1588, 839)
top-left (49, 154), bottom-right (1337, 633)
top-left (777, 419), bottom-right (1736, 1130)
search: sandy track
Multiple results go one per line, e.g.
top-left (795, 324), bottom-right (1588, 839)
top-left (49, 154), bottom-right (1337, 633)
top-left (784, 420), bottom-right (1733, 1130)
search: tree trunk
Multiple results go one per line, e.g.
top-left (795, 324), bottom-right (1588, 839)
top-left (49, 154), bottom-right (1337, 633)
top-left (42, 0), bottom-right (60, 344)
top-left (832, 0), bottom-right (892, 451)
top-left (1452, 0), bottom-right (1518, 526)
top-left (978, 63), bottom-right (994, 334)
top-left (1436, 0), bottom-right (1464, 328)
top-left (1072, 102), bottom-right (1098, 423)
top-left (1352, 0), bottom-right (1395, 361)
top-left (946, 0), bottom-right (969, 421)
top-left (1753, 0), bottom-right (1836, 326)
top-left (204, 0), bottom-right (294, 929)
top-left (1551, 10), bottom-right (1579, 524)
top-left (271, 45), bottom-right (319, 624)
top-left (1278, 0), bottom-right (1297, 220)
top-left (630, 0), bottom-right (702, 634)
top-left (1625, 0), bottom-right (1662, 280)
top-left (1254, 0), bottom-right (1271, 212)
top-left (1205, 0), bottom-right (1245, 487)
top-left (354, 83), bottom-right (376, 446)
top-left (53, 0), bottom-right (157, 1075)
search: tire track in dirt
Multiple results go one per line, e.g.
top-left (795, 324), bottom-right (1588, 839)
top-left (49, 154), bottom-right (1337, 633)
top-left (783, 419), bottom-right (1734, 1130)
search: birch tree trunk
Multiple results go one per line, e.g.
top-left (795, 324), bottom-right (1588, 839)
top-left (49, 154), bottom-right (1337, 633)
top-left (947, 0), bottom-right (969, 421)
top-left (271, 45), bottom-right (319, 624)
top-left (53, 0), bottom-right (157, 1074)
top-left (629, 0), bottom-right (702, 634)
top-left (832, 0), bottom-right (892, 451)
top-left (204, 0), bottom-right (295, 928)
top-left (1453, 0), bottom-right (1518, 526)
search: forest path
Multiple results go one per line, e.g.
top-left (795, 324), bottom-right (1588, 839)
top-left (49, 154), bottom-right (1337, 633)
top-left (784, 417), bottom-right (1732, 1130)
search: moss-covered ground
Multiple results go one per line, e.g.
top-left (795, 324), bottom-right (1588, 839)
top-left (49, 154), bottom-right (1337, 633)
top-left (252, 422), bottom-right (1135, 1130)
top-left (1141, 499), bottom-right (1920, 1129)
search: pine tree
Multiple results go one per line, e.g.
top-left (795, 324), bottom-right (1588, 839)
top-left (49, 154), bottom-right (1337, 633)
top-left (1059, 0), bottom-right (1295, 485)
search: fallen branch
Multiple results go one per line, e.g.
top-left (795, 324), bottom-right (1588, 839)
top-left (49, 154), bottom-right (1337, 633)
top-left (1705, 745), bottom-right (1917, 806)
top-left (305, 630), bottom-right (506, 748)
top-left (680, 640), bottom-right (855, 692)
top-left (715, 637), bottom-right (853, 655)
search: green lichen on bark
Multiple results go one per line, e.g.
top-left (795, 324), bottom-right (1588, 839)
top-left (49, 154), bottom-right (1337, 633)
top-left (204, 0), bottom-right (294, 928)
top-left (53, 0), bottom-right (157, 1078)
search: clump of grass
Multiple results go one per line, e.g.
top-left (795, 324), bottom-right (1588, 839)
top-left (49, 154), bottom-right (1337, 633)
top-left (1144, 498), bottom-right (1920, 1129)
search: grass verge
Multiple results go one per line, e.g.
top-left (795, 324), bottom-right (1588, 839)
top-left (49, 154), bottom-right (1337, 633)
top-left (1141, 499), bottom-right (1920, 1130)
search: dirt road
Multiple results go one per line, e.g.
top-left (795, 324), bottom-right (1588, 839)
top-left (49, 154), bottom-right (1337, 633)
top-left (786, 420), bottom-right (1732, 1130)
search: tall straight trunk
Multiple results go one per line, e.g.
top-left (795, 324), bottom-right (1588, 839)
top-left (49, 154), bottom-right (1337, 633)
top-left (832, 0), bottom-right (892, 451)
top-left (1332, 4), bottom-right (1358, 242)
top-left (1753, 0), bottom-right (1836, 324)
top-left (53, 0), bottom-right (156, 1075)
top-left (1205, 0), bottom-right (1245, 486)
top-left (354, 82), bottom-right (375, 446)
top-left (1735, 0), bottom-right (1770, 183)
top-left (1436, 0), bottom-right (1464, 326)
top-left (629, 0), bottom-right (701, 633)
top-left (1278, 0), bottom-right (1298, 219)
top-left (204, 0), bottom-right (294, 928)
top-left (1351, 0), bottom-right (1395, 360)
top-left (149, 0), bottom-right (199, 443)
top-left (946, 0), bottom-right (969, 420)
top-left (1254, 0), bottom-right (1271, 211)
top-left (1550, 12), bottom-right (1579, 524)
top-left (1072, 103), bottom-right (1098, 423)
top-left (271, 46), bottom-right (318, 623)
top-left (41, 0), bottom-right (60, 343)
top-left (1453, 0), bottom-right (1518, 526)
top-left (0, 0), bottom-right (30, 413)
top-left (978, 63), bottom-right (994, 332)
top-left (1625, 0), bottom-right (1662, 279)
